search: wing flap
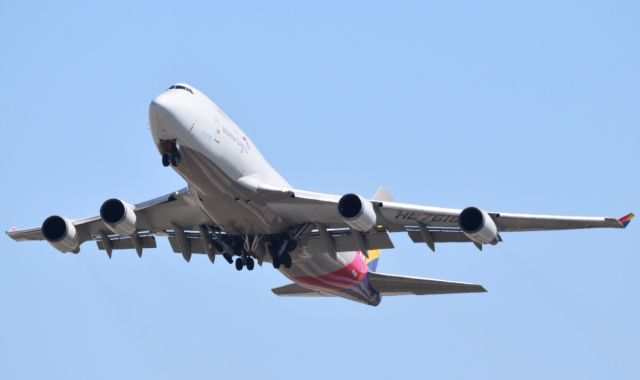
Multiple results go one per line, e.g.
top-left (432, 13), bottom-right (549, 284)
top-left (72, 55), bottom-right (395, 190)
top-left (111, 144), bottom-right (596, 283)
top-left (368, 272), bottom-right (486, 296)
top-left (303, 228), bottom-right (395, 254)
top-left (406, 229), bottom-right (472, 244)
top-left (96, 235), bottom-right (157, 251)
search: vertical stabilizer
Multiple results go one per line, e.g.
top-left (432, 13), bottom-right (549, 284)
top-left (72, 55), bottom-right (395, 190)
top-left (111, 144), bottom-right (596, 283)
top-left (371, 186), bottom-right (394, 202)
top-left (365, 187), bottom-right (393, 271)
top-left (365, 249), bottom-right (382, 271)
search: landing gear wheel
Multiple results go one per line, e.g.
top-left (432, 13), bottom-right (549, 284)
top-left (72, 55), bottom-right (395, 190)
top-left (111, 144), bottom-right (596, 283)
top-left (281, 252), bottom-right (292, 269)
top-left (246, 257), bottom-right (255, 271)
top-left (272, 256), bottom-right (281, 269)
top-left (170, 152), bottom-right (182, 166)
top-left (235, 258), bottom-right (244, 271)
top-left (162, 154), bottom-right (170, 167)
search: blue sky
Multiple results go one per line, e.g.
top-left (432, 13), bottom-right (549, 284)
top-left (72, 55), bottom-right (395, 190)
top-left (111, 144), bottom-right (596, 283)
top-left (1, 1), bottom-right (638, 379)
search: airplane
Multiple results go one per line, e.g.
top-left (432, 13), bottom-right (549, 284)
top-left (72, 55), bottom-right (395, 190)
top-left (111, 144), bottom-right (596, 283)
top-left (6, 83), bottom-right (634, 306)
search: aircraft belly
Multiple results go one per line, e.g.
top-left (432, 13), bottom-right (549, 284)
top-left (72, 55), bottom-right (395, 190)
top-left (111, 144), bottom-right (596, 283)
top-left (281, 249), bottom-right (381, 306)
top-left (172, 147), bottom-right (288, 235)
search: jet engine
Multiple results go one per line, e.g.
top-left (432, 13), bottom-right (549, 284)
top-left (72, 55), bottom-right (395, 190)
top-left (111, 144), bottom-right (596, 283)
top-left (41, 215), bottom-right (79, 253)
top-left (458, 207), bottom-right (499, 245)
top-left (100, 198), bottom-right (137, 236)
top-left (337, 193), bottom-right (377, 232)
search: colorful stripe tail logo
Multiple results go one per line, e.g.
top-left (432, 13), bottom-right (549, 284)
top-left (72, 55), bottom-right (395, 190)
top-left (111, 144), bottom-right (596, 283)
top-left (618, 213), bottom-right (635, 228)
top-left (365, 249), bottom-right (382, 272)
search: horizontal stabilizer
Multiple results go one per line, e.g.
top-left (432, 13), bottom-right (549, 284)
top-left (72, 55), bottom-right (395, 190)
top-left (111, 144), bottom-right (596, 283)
top-left (368, 271), bottom-right (486, 296)
top-left (271, 283), bottom-right (333, 297)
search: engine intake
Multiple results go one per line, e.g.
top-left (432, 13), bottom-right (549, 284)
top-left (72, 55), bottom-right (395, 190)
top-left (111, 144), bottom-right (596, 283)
top-left (337, 193), bottom-right (377, 232)
top-left (42, 215), bottom-right (79, 253)
top-left (459, 207), bottom-right (499, 245)
top-left (100, 198), bottom-right (137, 236)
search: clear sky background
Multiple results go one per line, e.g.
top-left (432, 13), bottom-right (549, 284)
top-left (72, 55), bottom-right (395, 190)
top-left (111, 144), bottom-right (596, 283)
top-left (0, 1), bottom-right (638, 379)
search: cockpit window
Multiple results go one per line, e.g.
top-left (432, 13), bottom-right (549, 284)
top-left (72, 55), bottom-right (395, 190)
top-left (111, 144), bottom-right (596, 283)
top-left (168, 84), bottom-right (194, 94)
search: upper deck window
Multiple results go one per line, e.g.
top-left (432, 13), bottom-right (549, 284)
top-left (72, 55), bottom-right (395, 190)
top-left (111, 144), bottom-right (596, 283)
top-left (168, 84), bottom-right (193, 94)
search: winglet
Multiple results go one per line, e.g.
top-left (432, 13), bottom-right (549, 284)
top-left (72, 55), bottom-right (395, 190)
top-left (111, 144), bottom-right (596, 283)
top-left (618, 213), bottom-right (635, 228)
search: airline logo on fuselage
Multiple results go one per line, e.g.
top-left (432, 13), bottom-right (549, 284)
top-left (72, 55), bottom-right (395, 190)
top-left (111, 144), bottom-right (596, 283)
top-left (222, 125), bottom-right (250, 153)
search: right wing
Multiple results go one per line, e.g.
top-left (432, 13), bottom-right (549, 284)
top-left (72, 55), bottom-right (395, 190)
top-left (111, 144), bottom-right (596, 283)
top-left (6, 188), bottom-right (212, 256)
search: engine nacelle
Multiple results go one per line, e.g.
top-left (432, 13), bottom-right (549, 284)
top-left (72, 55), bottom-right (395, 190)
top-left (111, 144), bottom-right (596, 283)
top-left (100, 198), bottom-right (137, 236)
top-left (458, 207), bottom-right (499, 245)
top-left (41, 215), bottom-right (79, 253)
top-left (337, 193), bottom-right (377, 232)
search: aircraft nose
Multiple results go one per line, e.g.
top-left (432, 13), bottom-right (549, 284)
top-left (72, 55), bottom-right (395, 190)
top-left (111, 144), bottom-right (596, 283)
top-left (149, 92), bottom-right (194, 137)
top-left (149, 93), bottom-right (178, 126)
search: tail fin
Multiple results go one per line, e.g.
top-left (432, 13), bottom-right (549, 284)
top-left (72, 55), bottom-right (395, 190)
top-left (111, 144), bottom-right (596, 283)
top-left (371, 186), bottom-right (395, 202)
top-left (618, 213), bottom-right (635, 228)
top-left (366, 249), bottom-right (382, 271)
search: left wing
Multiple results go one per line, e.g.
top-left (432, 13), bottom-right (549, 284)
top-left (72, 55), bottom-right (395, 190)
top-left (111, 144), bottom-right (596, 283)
top-left (267, 187), bottom-right (629, 230)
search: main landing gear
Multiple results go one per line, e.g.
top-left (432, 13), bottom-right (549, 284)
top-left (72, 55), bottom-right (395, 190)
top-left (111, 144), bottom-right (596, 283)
top-left (269, 223), bottom-right (312, 270)
top-left (235, 255), bottom-right (255, 271)
top-left (199, 223), bottom-right (311, 272)
top-left (271, 240), bottom-right (295, 269)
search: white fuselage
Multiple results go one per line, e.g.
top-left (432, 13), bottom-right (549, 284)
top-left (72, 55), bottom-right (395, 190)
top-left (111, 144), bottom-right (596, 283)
top-left (149, 85), bottom-right (292, 235)
top-left (148, 83), bottom-right (380, 305)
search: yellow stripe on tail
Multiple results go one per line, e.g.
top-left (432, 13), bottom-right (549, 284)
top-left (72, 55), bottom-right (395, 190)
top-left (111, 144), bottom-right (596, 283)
top-left (366, 249), bottom-right (382, 271)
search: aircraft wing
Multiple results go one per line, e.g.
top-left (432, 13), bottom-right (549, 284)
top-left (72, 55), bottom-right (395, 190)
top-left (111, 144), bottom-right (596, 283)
top-left (6, 188), bottom-right (212, 256)
top-left (265, 187), bottom-right (631, 230)
top-left (261, 185), bottom-right (633, 250)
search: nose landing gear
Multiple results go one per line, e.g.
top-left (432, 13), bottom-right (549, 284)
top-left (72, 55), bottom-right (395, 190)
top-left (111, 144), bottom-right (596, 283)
top-left (169, 152), bottom-right (182, 166)
top-left (159, 140), bottom-right (182, 167)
